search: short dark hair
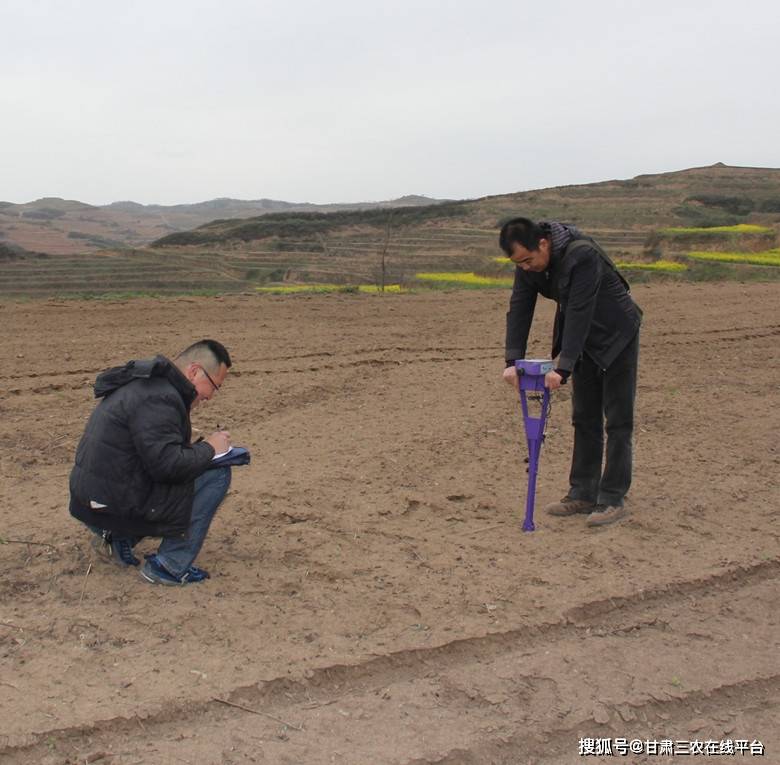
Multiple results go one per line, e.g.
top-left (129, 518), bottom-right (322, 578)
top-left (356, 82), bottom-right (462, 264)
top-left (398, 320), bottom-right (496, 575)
top-left (175, 339), bottom-right (232, 370)
top-left (498, 217), bottom-right (549, 255)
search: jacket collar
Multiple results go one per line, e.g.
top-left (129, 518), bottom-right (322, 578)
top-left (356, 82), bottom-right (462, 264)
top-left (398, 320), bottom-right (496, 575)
top-left (165, 358), bottom-right (198, 409)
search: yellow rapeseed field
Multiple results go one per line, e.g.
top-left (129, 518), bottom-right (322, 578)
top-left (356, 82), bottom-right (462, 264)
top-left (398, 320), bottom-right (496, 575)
top-left (256, 284), bottom-right (345, 294)
top-left (256, 284), bottom-right (405, 294)
top-left (616, 260), bottom-right (687, 272)
top-left (415, 272), bottom-right (513, 287)
top-left (662, 224), bottom-right (773, 235)
top-left (686, 249), bottom-right (780, 267)
top-left (357, 284), bottom-right (404, 293)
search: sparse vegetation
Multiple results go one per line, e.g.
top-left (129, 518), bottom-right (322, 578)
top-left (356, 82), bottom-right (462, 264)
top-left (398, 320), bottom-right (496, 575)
top-left (0, 243), bottom-right (21, 260)
top-left (686, 194), bottom-right (754, 216)
top-left (3, 165), bottom-right (780, 299)
top-left (66, 231), bottom-right (127, 248)
top-left (151, 202), bottom-right (468, 248)
top-left (684, 194), bottom-right (780, 216)
top-left (20, 207), bottom-right (67, 220)
top-left (255, 283), bottom-right (405, 295)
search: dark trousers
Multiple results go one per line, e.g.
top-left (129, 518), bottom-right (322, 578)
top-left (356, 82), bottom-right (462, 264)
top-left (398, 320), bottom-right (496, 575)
top-left (88, 467), bottom-right (231, 574)
top-left (567, 333), bottom-right (639, 507)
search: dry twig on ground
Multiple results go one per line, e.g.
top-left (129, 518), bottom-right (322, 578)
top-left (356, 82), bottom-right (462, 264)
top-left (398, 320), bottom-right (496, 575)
top-left (213, 697), bottom-right (304, 731)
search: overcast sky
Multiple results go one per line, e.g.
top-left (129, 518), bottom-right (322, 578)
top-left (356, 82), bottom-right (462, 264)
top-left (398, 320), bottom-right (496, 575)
top-left (2, 0), bottom-right (778, 206)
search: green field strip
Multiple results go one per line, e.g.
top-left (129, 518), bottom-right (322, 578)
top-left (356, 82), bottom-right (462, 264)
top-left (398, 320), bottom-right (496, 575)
top-left (0, 279), bottom-right (244, 292)
top-left (0, 276), bottom-right (239, 287)
top-left (0, 265), bottom-right (189, 276)
top-left (236, 241), bottom-right (493, 252)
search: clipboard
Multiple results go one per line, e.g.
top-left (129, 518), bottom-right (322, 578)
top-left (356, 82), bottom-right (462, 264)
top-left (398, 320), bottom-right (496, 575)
top-left (208, 446), bottom-right (251, 468)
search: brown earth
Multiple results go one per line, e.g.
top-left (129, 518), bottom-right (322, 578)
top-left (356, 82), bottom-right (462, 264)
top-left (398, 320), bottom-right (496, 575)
top-left (0, 282), bottom-right (778, 765)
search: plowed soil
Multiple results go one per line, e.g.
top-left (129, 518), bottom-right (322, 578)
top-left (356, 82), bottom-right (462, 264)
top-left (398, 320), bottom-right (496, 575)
top-left (1, 282), bottom-right (778, 765)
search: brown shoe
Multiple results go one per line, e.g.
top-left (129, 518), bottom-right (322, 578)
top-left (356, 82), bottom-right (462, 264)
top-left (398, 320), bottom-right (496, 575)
top-left (545, 496), bottom-right (596, 517)
top-left (586, 504), bottom-right (628, 527)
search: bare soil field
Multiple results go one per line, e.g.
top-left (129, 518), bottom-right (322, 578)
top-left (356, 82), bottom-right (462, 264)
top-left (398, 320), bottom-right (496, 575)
top-left (1, 282), bottom-right (778, 765)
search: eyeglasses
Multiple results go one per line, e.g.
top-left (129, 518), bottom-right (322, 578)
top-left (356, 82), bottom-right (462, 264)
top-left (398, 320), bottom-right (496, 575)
top-left (197, 364), bottom-right (221, 392)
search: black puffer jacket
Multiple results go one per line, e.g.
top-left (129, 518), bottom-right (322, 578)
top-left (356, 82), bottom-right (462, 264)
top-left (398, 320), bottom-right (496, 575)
top-left (69, 355), bottom-right (215, 537)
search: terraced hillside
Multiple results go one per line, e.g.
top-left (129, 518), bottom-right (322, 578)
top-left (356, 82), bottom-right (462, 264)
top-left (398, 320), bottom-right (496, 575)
top-left (2, 164), bottom-right (779, 298)
top-left (0, 251), bottom-right (245, 299)
top-left (152, 163), bottom-right (780, 249)
top-left (0, 229), bottom-right (653, 299)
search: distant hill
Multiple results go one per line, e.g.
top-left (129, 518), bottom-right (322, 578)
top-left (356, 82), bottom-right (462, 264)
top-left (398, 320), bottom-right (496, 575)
top-left (2, 164), bottom-right (779, 299)
top-left (105, 193), bottom-right (447, 216)
top-left (468, 162), bottom-right (780, 230)
top-left (0, 193), bottom-right (448, 255)
top-left (4, 165), bottom-right (780, 257)
top-left (150, 163), bottom-right (780, 248)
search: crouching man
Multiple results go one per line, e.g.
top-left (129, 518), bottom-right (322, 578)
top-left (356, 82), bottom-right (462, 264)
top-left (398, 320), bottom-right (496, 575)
top-left (69, 339), bottom-right (233, 585)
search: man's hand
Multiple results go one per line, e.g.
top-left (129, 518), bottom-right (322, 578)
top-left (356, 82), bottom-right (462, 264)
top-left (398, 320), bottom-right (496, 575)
top-left (545, 370), bottom-right (563, 390)
top-left (503, 365), bottom-right (519, 391)
top-left (206, 430), bottom-right (231, 454)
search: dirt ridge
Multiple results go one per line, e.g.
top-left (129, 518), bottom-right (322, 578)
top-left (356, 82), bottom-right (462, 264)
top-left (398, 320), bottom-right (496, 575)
top-left (402, 674), bottom-right (780, 765)
top-left (3, 558), bottom-right (776, 758)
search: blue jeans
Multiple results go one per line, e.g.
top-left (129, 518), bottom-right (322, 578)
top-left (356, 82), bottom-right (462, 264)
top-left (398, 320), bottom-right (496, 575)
top-left (156, 467), bottom-right (231, 577)
top-left (567, 333), bottom-right (639, 508)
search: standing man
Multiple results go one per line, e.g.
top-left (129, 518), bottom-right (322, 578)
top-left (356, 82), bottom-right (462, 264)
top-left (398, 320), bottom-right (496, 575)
top-left (69, 339), bottom-right (234, 584)
top-left (500, 218), bottom-right (642, 526)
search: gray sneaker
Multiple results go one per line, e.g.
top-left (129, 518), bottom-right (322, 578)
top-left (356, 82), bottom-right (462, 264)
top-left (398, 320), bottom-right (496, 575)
top-left (586, 504), bottom-right (628, 527)
top-left (544, 496), bottom-right (596, 517)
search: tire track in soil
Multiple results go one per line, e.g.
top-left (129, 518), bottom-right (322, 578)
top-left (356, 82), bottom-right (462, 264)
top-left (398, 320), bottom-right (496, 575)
top-left (4, 323), bottom-right (779, 397)
top-left (654, 322), bottom-right (780, 338)
top-left (3, 558), bottom-right (776, 760)
top-left (1, 353), bottom-right (496, 397)
top-left (646, 327), bottom-right (780, 349)
top-left (0, 344), bottom-right (502, 383)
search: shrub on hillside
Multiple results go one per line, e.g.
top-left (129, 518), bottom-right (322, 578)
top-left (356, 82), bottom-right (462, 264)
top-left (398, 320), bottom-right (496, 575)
top-left (686, 195), bottom-right (754, 216)
top-left (671, 204), bottom-right (741, 228)
top-left (151, 202), bottom-right (467, 248)
top-left (0, 242), bottom-right (20, 260)
top-left (21, 207), bottom-right (67, 220)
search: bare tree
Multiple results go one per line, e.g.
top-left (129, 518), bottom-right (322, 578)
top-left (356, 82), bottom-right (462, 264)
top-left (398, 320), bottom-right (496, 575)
top-left (316, 233), bottom-right (333, 257)
top-left (378, 211), bottom-right (395, 292)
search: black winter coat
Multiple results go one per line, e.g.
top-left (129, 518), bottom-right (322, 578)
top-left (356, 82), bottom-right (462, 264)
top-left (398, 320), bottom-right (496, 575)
top-left (69, 356), bottom-right (215, 537)
top-left (505, 237), bottom-right (642, 373)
